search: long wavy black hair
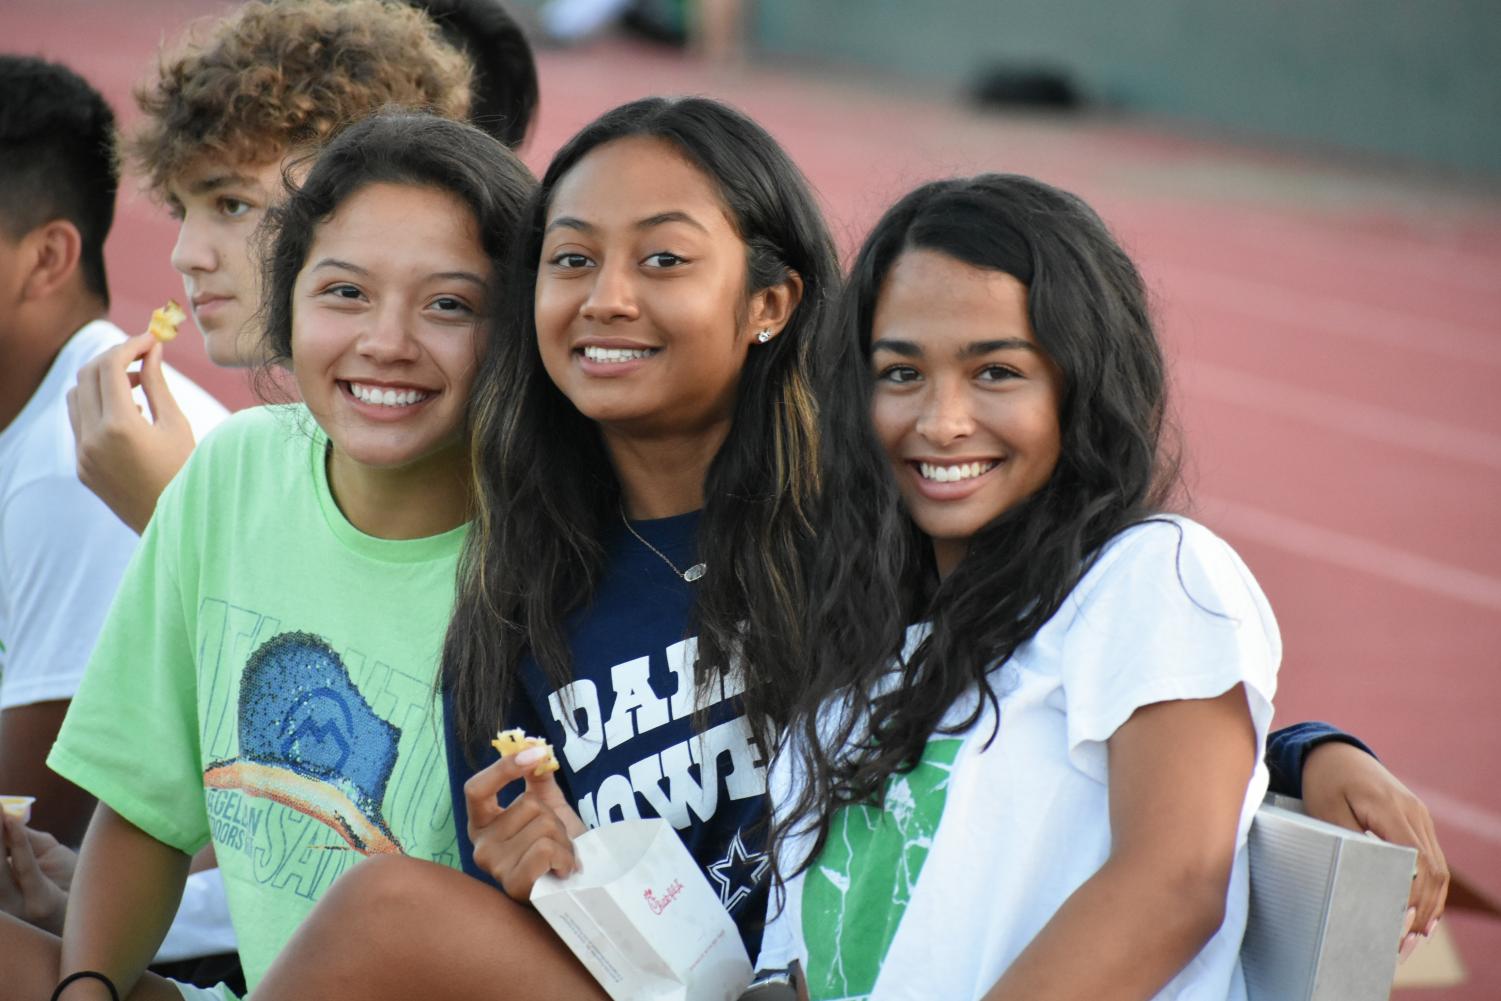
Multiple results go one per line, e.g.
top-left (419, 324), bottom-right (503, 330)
top-left (443, 97), bottom-right (839, 758)
top-left (777, 173), bottom-right (1181, 877)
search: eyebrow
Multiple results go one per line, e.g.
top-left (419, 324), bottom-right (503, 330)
top-left (308, 259), bottom-right (487, 286)
top-left (961, 338), bottom-right (1038, 359)
top-left (870, 337), bottom-right (1039, 358)
top-left (544, 210), bottom-right (710, 236)
top-left (186, 173), bottom-right (262, 196)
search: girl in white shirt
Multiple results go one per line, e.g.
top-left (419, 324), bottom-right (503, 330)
top-left (763, 173), bottom-right (1282, 1000)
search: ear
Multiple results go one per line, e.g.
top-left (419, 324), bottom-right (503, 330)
top-left (20, 220), bottom-right (85, 303)
top-left (747, 269), bottom-right (804, 343)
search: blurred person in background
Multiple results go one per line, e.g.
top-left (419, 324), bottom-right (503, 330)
top-left (538, 0), bottom-right (743, 59)
top-left (0, 52), bottom-right (229, 980)
top-left (418, 0), bottom-right (539, 148)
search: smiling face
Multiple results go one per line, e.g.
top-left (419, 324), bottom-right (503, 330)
top-left (534, 135), bottom-right (771, 447)
top-left (290, 181), bottom-right (489, 477)
top-left (870, 249), bottom-right (1064, 577)
top-left (165, 154), bottom-right (287, 366)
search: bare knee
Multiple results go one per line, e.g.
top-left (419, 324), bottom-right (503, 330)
top-left (291, 854), bottom-right (445, 955)
top-left (255, 856), bottom-right (469, 999)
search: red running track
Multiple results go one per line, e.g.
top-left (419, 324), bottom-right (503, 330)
top-left (7, 1), bottom-right (1500, 994)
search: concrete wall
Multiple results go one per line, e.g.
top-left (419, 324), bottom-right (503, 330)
top-left (751, 0), bottom-right (1501, 176)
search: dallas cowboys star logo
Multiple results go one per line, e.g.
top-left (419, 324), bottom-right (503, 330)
top-left (706, 828), bottom-right (769, 912)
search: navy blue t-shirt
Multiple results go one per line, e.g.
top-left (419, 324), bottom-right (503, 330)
top-left (445, 511), bottom-right (770, 955)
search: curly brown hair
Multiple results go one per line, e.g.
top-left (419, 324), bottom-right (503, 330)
top-left (126, 0), bottom-right (472, 193)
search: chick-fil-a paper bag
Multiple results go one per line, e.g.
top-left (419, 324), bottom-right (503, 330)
top-left (531, 818), bottom-right (753, 1001)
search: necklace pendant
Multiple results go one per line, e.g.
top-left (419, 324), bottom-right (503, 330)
top-left (683, 562), bottom-right (707, 582)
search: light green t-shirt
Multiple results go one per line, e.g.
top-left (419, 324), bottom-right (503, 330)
top-left (50, 404), bottom-right (464, 991)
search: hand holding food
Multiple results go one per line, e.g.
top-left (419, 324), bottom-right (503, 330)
top-left (148, 299), bottom-right (187, 342)
top-left (67, 324), bottom-right (197, 534)
top-left (0, 809), bottom-right (71, 934)
top-left (465, 734), bottom-right (584, 901)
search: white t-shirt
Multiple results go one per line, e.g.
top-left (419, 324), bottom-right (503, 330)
top-left (758, 517), bottom-right (1280, 1001)
top-left (0, 318), bottom-right (227, 708)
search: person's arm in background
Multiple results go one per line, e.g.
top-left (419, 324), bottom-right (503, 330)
top-left (1268, 722), bottom-right (1449, 950)
top-left (0, 703), bottom-right (93, 845)
top-left (67, 333), bottom-right (196, 534)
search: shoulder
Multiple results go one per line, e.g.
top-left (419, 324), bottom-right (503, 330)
top-left (1074, 516), bottom-right (1263, 612)
top-left (166, 404), bottom-right (318, 503)
top-left (1043, 516), bottom-right (1280, 759)
top-left (1045, 514), bottom-right (1281, 675)
top-left (191, 403), bottom-right (314, 458)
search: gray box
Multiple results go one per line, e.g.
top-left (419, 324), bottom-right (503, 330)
top-left (1242, 795), bottom-right (1416, 1001)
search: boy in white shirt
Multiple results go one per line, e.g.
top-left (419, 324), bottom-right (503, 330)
top-left (0, 54), bottom-right (227, 859)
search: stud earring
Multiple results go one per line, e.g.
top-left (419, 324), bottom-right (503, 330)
top-left (757, 329), bottom-right (772, 344)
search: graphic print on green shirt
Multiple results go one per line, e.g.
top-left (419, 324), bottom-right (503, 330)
top-left (204, 630), bottom-right (406, 856)
top-left (801, 737), bottom-right (964, 999)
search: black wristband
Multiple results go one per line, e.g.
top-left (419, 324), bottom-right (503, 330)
top-left (51, 971), bottom-right (120, 1001)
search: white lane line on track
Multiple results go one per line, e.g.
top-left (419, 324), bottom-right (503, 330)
top-left (1202, 497), bottom-right (1501, 612)
top-left (1181, 361), bottom-right (1501, 471)
top-left (1408, 784), bottom-right (1501, 848)
top-left (1157, 267), bottom-right (1501, 369)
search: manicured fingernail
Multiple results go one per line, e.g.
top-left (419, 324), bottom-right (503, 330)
top-left (1402, 907), bottom-right (1416, 936)
top-left (1399, 933), bottom-right (1420, 962)
top-left (1425, 915), bottom-right (1440, 936)
top-left (515, 746), bottom-right (546, 767)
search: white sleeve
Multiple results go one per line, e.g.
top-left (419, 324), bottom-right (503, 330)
top-left (755, 896), bottom-right (800, 972)
top-left (1060, 519), bottom-right (1280, 784)
top-left (0, 474), bottom-right (137, 709)
top-left (755, 744), bottom-right (807, 972)
top-left (160, 365), bottom-right (230, 441)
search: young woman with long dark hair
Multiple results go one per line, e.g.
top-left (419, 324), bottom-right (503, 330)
top-left (440, 95), bottom-right (835, 932)
top-left (758, 174), bottom-right (1445, 999)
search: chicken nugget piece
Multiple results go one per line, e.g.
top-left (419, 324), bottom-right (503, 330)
top-left (149, 299), bottom-right (187, 342)
top-left (491, 727), bottom-right (560, 776)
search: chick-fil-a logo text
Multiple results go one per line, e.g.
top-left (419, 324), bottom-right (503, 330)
top-left (644, 879), bottom-right (685, 915)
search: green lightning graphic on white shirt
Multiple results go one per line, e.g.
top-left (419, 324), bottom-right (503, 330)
top-left (801, 737), bottom-right (963, 999)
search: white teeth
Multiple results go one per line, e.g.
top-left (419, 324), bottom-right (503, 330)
top-left (918, 461), bottom-right (998, 483)
top-left (349, 382), bottom-right (431, 407)
top-left (582, 345), bottom-right (654, 363)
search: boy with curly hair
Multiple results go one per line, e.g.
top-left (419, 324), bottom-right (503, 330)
top-left (70, 0), bottom-right (535, 534)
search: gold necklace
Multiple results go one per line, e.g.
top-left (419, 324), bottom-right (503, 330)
top-left (620, 507), bottom-right (707, 582)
